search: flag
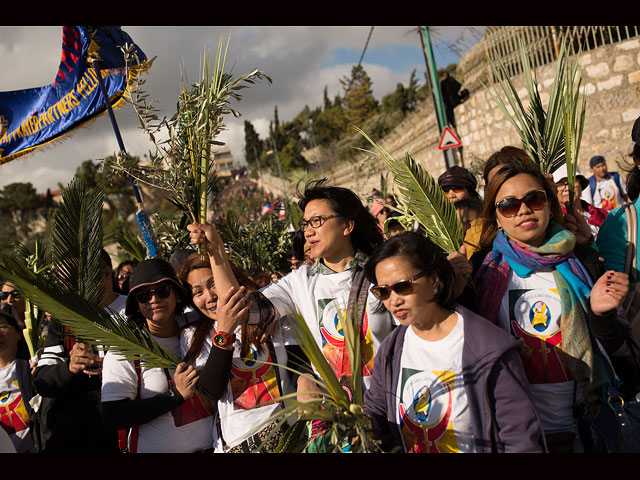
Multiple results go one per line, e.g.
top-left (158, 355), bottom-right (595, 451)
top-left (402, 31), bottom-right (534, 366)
top-left (0, 26), bottom-right (148, 165)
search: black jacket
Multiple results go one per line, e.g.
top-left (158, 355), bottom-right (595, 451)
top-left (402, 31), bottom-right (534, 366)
top-left (31, 318), bottom-right (119, 453)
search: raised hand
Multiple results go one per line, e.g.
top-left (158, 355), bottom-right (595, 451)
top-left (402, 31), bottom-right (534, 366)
top-left (590, 270), bottom-right (630, 315)
top-left (173, 362), bottom-right (199, 400)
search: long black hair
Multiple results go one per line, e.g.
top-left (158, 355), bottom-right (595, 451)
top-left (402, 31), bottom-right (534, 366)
top-left (363, 231), bottom-right (458, 310)
top-left (621, 143), bottom-right (640, 201)
top-left (297, 179), bottom-right (384, 256)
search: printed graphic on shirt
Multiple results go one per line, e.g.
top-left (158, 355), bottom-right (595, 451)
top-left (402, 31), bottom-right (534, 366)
top-left (230, 344), bottom-right (280, 411)
top-left (0, 382), bottom-right (29, 434)
top-left (398, 368), bottom-right (460, 453)
top-left (167, 379), bottom-right (216, 427)
top-left (317, 298), bottom-right (374, 380)
top-left (598, 183), bottom-right (619, 211)
top-left (508, 288), bottom-right (570, 384)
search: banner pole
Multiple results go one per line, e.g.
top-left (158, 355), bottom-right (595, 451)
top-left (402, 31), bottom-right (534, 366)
top-left (93, 59), bottom-right (160, 258)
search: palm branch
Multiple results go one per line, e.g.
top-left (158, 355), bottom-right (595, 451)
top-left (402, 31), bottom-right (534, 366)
top-left (10, 237), bottom-right (51, 357)
top-left (106, 34), bottom-right (272, 257)
top-left (355, 127), bottom-right (464, 253)
top-left (0, 257), bottom-right (179, 368)
top-left (267, 311), bottom-right (380, 453)
top-left (483, 38), bottom-right (583, 177)
top-left (115, 227), bottom-right (147, 263)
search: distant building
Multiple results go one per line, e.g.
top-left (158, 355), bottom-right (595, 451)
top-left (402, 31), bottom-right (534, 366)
top-left (214, 147), bottom-right (236, 179)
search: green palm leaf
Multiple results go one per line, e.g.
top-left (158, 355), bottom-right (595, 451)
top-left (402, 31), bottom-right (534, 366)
top-left (355, 127), bottom-right (463, 253)
top-left (49, 179), bottom-right (105, 306)
top-left (484, 39), bottom-right (569, 174)
top-left (0, 256), bottom-right (179, 369)
top-left (115, 227), bottom-right (147, 263)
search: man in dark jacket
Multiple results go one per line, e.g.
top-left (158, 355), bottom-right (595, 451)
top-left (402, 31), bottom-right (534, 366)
top-left (30, 250), bottom-right (122, 452)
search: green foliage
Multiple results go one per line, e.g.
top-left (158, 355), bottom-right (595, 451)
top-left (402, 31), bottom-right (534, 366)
top-left (484, 39), bottom-right (584, 176)
top-left (215, 212), bottom-right (292, 278)
top-left (357, 127), bottom-right (464, 253)
top-left (269, 312), bottom-right (381, 453)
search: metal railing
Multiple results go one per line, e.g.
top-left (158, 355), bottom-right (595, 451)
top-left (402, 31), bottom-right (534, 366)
top-left (460, 26), bottom-right (640, 88)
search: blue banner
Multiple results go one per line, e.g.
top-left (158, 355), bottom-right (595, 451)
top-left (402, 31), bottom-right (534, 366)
top-left (0, 26), bottom-right (147, 165)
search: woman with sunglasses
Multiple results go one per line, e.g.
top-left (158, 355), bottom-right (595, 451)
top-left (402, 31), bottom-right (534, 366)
top-left (101, 258), bottom-right (217, 453)
top-left (463, 159), bottom-right (628, 453)
top-left (176, 253), bottom-right (296, 452)
top-left (0, 281), bottom-right (25, 330)
top-left (362, 231), bottom-right (545, 453)
top-left (188, 179), bottom-right (394, 404)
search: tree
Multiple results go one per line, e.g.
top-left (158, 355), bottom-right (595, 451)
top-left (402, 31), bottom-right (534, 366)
top-left (340, 66), bottom-right (379, 128)
top-left (244, 120), bottom-right (263, 171)
top-left (0, 182), bottom-right (46, 251)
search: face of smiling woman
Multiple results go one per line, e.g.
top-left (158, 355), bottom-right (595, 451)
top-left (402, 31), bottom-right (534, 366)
top-left (186, 268), bottom-right (218, 321)
top-left (137, 282), bottom-right (178, 331)
top-left (303, 199), bottom-right (354, 264)
top-left (495, 173), bottom-right (550, 248)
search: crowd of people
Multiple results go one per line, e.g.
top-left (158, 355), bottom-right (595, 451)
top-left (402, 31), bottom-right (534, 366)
top-left (1, 116), bottom-right (640, 454)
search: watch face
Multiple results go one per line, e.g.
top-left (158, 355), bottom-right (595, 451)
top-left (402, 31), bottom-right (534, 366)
top-left (214, 334), bottom-right (226, 346)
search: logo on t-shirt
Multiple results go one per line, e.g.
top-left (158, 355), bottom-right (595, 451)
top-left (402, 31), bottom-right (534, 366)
top-left (230, 344), bottom-right (281, 411)
top-left (0, 382), bottom-right (30, 434)
top-left (398, 368), bottom-right (458, 453)
top-left (317, 298), bottom-right (374, 380)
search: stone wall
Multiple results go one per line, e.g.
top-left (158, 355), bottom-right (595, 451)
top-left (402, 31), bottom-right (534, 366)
top-left (261, 36), bottom-right (640, 201)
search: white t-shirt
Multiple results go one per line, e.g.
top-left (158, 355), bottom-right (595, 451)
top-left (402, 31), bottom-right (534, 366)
top-left (98, 294), bottom-right (128, 359)
top-left (180, 324), bottom-right (294, 450)
top-left (395, 314), bottom-right (476, 453)
top-left (101, 326), bottom-right (216, 453)
top-left (0, 361), bottom-right (37, 453)
top-left (261, 264), bottom-right (394, 389)
top-left (498, 269), bottom-right (576, 433)
top-left (581, 175), bottom-right (627, 210)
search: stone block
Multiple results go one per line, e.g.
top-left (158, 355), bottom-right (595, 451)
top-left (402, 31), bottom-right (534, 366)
top-left (623, 108), bottom-right (640, 122)
top-left (586, 62), bottom-right (610, 78)
top-left (630, 70), bottom-right (640, 84)
top-left (614, 55), bottom-right (634, 72)
top-left (617, 38), bottom-right (640, 51)
top-left (597, 75), bottom-right (623, 91)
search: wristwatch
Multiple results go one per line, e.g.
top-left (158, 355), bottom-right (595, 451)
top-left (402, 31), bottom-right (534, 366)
top-left (212, 330), bottom-right (236, 348)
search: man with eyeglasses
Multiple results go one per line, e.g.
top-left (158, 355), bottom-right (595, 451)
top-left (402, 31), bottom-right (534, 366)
top-left (0, 281), bottom-right (26, 330)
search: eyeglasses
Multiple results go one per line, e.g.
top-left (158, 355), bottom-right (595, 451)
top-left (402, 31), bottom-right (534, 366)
top-left (299, 214), bottom-right (340, 230)
top-left (134, 284), bottom-right (173, 304)
top-left (495, 190), bottom-right (548, 218)
top-left (370, 271), bottom-right (427, 301)
top-left (442, 186), bottom-right (465, 194)
top-left (0, 290), bottom-right (21, 301)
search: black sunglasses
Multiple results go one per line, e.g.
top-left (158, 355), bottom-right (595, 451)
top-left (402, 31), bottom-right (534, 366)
top-left (0, 290), bottom-right (21, 301)
top-left (370, 271), bottom-right (427, 301)
top-left (495, 190), bottom-right (547, 218)
top-left (134, 284), bottom-right (173, 304)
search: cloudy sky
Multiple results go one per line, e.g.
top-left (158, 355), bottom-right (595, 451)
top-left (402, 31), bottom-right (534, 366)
top-left (0, 26), bottom-right (484, 193)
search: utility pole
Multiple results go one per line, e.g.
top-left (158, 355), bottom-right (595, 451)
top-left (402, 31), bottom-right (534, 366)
top-left (420, 26), bottom-right (456, 169)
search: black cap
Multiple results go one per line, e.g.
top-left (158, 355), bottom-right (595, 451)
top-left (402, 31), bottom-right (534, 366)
top-left (438, 165), bottom-right (477, 190)
top-left (125, 258), bottom-right (187, 315)
top-left (590, 155), bottom-right (606, 168)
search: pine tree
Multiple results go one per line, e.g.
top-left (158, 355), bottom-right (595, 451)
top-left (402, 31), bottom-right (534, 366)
top-left (340, 66), bottom-right (379, 128)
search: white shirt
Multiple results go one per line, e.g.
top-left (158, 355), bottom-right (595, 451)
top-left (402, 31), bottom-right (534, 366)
top-left (581, 174), bottom-right (627, 210)
top-left (395, 314), bottom-right (476, 453)
top-left (101, 314), bottom-right (216, 453)
top-left (180, 324), bottom-right (294, 450)
top-left (498, 269), bottom-right (576, 433)
top-left (0, 360), bottom-right (37, 453)
top-left (261, 264), bottom-right (394, 390)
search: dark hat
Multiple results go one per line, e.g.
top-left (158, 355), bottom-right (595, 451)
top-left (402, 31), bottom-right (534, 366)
top-left (168, 248), bottom-right (196, 271)
top-left (0, 303), bottom-right (20, 330)
top-left (590, 155), bottom-right (606, 168)
top-left (632, 116), bottom-right (640, 144)
top-left (125, 258), bottom-right (187, 315)
top-left (438, 165), bottom-right (477, 190)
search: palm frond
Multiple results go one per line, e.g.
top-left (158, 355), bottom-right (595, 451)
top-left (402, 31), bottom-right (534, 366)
top-left (483, 39), bottom-right (570, 174)
top-left (0, 256), bottom-right (180, 369)
top-left (355, 127), bottom-right (463, 253)
top-left (50, 179), bottom-right (105, 306)
top-left (115, 227), bottom-right (147, 263)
